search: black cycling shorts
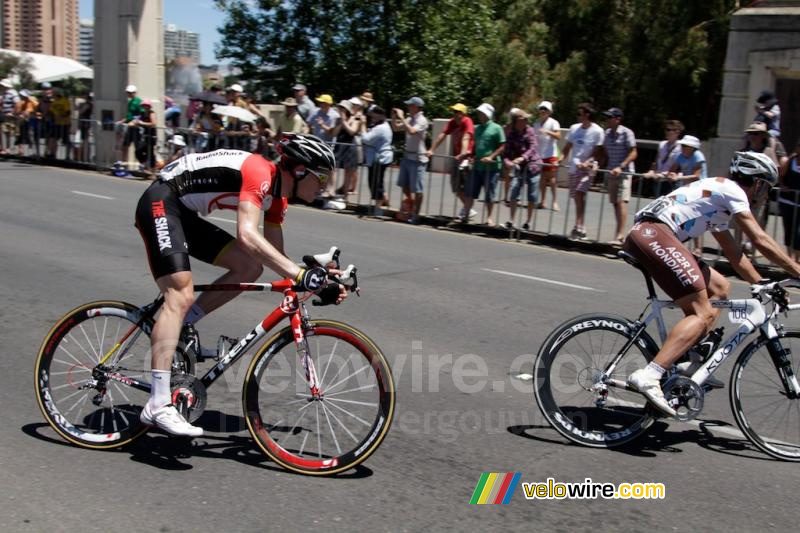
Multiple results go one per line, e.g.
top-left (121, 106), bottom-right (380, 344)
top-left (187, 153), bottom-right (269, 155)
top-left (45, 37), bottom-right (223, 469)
top-left (134, 181), bottom-right (236, 279)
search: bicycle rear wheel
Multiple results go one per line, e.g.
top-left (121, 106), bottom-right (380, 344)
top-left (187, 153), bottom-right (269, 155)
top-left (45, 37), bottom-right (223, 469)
top-left (534, 313), bottom-right (659, 447)
top-left (731, 330), bottom-right (800, 461)
top-left (35, 300), bottom-right (192, 449)
top-left (243, 320), bottom-right (395, 475)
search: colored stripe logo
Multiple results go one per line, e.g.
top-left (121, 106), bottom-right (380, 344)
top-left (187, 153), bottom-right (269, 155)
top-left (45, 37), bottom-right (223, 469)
top-left (469, 473), bottom-right (521, 504)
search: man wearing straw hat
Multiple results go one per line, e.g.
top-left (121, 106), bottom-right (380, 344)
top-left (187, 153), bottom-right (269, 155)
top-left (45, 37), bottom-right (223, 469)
top-left (278, 97), bottom-right (308, 134)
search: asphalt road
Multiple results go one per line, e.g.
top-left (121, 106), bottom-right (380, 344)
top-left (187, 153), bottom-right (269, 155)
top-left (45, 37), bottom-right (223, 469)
top-left (1, 160), bottom-right (798, 532)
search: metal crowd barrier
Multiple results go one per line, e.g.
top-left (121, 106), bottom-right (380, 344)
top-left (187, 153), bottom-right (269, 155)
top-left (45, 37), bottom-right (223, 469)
top-left (2, 121), bottom-right (795, 270)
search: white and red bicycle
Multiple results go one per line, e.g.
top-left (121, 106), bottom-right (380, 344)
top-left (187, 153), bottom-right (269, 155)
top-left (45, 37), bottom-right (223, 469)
top-left (35, 247), bottom-right (395, 475)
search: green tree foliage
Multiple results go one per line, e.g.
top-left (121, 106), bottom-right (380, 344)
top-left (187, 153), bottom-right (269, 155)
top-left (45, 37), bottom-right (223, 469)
top-left (215, 0), bottom-right (497, 116)
top-left (215, 0), bottom-right (736, 138)
top-left (0, 52), bottom-right (35, 88)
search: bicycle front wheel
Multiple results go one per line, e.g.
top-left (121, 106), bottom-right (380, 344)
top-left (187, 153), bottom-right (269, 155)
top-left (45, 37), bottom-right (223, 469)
top-left (731, 330), bottom-right (800, 461)
top-left (243, 320), bottom-right (395, 475)
top-left (534, 313), bottom-right (659, 447)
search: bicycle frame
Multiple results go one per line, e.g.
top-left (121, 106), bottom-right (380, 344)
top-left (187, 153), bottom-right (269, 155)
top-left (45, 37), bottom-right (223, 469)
top-left (98, 280), bottom-right (318, 395)
top-left (603, 295), bottom-right (800, 398)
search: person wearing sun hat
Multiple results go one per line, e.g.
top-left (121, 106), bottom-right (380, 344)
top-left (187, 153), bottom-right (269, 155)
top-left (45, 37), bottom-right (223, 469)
top-left (463, 102), bottom-right (506, 227)
top-left (668, 134), bottom-right (707, 187)
top-left (278, 97), bottom-right (308, 134)
top-left (533, 100), bottom-right (561, 211)
top-left (309, 93), bottom-right (340, 142)
top-left (427, 102), bottom-right (476, 220)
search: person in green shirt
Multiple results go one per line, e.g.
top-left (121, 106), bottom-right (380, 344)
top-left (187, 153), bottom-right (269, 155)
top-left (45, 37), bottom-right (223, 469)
top-left (463, 103), bottom-right (505, 226)
top-left (117, 84), bottom-right (143, 162)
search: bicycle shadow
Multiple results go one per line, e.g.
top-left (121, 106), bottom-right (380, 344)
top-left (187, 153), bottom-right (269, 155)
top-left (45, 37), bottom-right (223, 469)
top-left (22, 411), bottom-right (374, 478)
top-left (507, 420), bottom-right (773, 461)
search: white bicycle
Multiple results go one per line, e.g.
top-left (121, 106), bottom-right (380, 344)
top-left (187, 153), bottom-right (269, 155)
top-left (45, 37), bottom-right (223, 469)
top-left (534, 251), bottom-right (800, 461)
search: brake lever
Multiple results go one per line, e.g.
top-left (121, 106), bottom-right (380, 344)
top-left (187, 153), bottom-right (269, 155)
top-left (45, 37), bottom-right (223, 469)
top-left (331, 265), bottom-right (360, 296)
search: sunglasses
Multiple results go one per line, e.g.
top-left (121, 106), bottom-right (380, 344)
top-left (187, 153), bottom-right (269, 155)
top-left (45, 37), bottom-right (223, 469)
top-left (665, 128), bottom-right (678, 132)
top-left (295, 166), bottom-right (329, 185)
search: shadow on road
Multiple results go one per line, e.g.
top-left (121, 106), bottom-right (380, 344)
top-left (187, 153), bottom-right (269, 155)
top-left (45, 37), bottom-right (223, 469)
top-left (21, 413), bottom-right (374, 479)
top-left (507, 421), bottom-right (773, 461)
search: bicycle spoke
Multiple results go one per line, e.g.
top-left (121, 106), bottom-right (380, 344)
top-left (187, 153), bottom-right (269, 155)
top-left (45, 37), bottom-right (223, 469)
top-left (67, 332), bottom-right (96, 364)
top-left (64, 392), bottom-right (90, 415)
top-left (78, 324), bottom-right (100, 362)
top-left (324, 363), bottom-right (371, 395)
top-left (297, 430), bottom-right (310, 456)
top-left (319, 339), bottom-right (339, 386)
top-left (100, 317), bottom-right (109, 356)
top-left (321, 402), bottom-right (343, 455)
top-left (324, 384), bottom-right (377, 397)
top-left (324, 398), bottom-right (372, 427)
top-left (321, 401), bottom-right (359, 443)
top-left (325, 397), bottom-right (378, 408)
top-left (316, 403), bottom-right (322, 458)
top-left (55, 345), bottom-right (88, 367)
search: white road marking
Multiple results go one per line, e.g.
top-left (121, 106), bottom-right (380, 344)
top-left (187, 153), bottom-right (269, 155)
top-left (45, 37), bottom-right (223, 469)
top-left (205, 215), bottom-right (263, 230)
top-left (482, 268), bottom-right (604, 292)
top-left (71, 190), bottom-right (114, 200)
top-left (206, 216), bottom-right (236, 224)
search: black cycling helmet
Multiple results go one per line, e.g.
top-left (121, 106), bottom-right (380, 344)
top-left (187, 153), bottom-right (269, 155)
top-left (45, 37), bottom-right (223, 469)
top-left (276, 133), bottom-right (336, 173)
top-left (729, 151), bottom-right (779, 187)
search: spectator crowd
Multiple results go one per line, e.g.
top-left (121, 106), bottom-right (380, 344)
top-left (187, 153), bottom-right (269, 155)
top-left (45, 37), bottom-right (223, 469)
top-left (2, 76), bottom-right (798, 256)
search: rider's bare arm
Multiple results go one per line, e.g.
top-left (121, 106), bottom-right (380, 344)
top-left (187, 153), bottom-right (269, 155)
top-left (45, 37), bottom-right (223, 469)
top-left (734, 211), bottom-right (800, 278)
top-left (713, 229), bottom-right (762, 283)
top-left (263, 217), bottom-right (285, 255)
top-left (237, 200), bottom-right (300, 279)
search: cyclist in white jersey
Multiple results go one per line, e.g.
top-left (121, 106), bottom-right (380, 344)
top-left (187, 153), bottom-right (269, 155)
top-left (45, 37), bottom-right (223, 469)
top-left (134, 134), bottom-right (344, 436)
top-left (622, 152), bottom-right (800, 415)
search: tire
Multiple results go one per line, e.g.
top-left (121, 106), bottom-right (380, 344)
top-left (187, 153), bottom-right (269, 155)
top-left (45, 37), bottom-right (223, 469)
top-left (243, 319), bottom-right (395, 475)
top-left (730, 330), bottom-right (800, 461)
top-left (534, 313), bottom-right (659, 447)
top-left (34, 300), bottom-right (191, 449)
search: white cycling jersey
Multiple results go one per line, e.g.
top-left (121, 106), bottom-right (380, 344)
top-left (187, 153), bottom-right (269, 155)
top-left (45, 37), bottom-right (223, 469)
top-left (635, 177), bottom-right (750, 242)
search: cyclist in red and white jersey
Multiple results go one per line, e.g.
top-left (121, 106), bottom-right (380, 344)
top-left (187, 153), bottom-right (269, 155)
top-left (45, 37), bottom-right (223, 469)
top-left (623, 151), bottom-right (800, 415)
top-left (134, 133), bottom-right (342, 436)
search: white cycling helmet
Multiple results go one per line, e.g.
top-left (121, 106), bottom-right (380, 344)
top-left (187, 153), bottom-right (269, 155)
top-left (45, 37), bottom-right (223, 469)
top-left (730, 151), bottom-right (778, 186)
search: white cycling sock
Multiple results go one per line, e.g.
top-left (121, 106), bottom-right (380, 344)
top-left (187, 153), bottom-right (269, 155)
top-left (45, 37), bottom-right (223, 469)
top-left (150, 369), bottom-right (172, 407)
top-left (643, 362), bottom-right (666, 380)
top-left (184, 303), bottom-right (205, 325)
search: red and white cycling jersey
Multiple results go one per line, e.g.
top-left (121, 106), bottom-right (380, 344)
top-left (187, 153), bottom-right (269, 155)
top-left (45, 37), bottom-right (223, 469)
top-left (158, 150), bottom-right (288, 224)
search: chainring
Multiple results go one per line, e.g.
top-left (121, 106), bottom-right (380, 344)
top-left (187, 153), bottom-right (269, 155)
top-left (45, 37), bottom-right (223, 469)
top-left (170, 373), bottom-right (207, 423)
top-left (663, 375), bottom-right (704, 421)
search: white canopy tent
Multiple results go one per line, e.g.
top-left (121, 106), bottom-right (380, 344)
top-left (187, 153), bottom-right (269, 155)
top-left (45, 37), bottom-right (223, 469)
top-left (0, 48), bottom-right (93, 83)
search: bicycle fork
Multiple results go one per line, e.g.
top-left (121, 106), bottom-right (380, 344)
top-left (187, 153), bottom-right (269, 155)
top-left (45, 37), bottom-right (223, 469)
top-left (292, 310), bottom-right (322, 400)
top-left (762, 325), bottom-right (800, 400)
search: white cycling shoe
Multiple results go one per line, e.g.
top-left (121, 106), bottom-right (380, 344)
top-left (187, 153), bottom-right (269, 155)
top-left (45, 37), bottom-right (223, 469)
top-left (140, 403), bottom-right (203, 437)
top-left (627, 369), bottom-right (677, 417)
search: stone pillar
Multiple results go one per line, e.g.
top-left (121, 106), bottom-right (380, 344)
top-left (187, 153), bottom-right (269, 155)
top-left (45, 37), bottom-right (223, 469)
top-left (709, 5), bottom-right (800, 176)
top-left (93, 0), bottom-right (164, 169)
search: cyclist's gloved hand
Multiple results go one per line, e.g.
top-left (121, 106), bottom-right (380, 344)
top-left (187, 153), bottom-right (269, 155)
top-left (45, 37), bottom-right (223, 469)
top-left (295, 266), bottom-right (328, 292)
top-left (312, 284), bottom-right (343, 306)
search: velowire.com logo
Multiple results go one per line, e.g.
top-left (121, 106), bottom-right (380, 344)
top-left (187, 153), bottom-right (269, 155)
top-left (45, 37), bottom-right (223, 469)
top-left (469, 473), bottom-right (521, 504)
